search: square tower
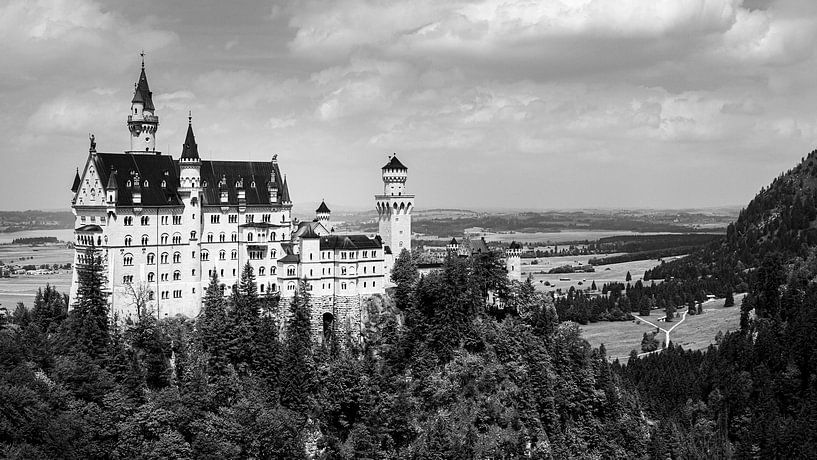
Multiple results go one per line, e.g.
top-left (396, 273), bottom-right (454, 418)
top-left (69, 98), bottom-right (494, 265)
top-left (375, 155), bottom-right (414, 255)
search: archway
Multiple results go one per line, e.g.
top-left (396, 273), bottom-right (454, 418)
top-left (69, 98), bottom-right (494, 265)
top-left (322, 312), bottom-right (335, 346)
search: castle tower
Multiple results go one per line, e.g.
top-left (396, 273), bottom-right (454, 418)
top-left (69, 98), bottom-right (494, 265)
top-left (127, 55), bottom-right (159, 153)
top-left (179, 114), bottom-right (201, 191)
top-left (506, 241), bottom-right (522, 282)
top-left (375, 155), bottom-right (414, 255)
top-left (316, 200), bottom-right (331, 231)
top-left (447, 237), bottom-right (460, 253)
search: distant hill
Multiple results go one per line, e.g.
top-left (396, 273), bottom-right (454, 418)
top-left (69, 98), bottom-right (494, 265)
top-left (0, 210), bottom-right (74, 233)
top-left (647, 149), bottom-right (817, 281)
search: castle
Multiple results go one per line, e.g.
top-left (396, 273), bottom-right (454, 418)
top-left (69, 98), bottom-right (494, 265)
top-left (69, 61), bottom-right (414, 340)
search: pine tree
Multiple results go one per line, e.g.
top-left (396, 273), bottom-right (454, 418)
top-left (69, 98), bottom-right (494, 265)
top-left (724, 290), bottom-right (735, 308)
top-left (198, 271), bottom-right (230, 374)
top-left (391, 248), bottom-right (418, 310)
top-left (626, 271), bottom-right (632, 282)
top-left (665, 303), bottom-right (676, 322)
top-left (227, 262), bottom-right (260, 373)
top-left (69, 246), bottom-right (109, 360)
top-left (280, 281), bottom-right (315, 413)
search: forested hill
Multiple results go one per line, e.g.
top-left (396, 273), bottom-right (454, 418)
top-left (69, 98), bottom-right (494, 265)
top-left (647, 149), bottom-right (817, 281)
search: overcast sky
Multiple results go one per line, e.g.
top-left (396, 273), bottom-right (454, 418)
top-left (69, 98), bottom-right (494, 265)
top-left (2, 0), bottom-right (816, 212)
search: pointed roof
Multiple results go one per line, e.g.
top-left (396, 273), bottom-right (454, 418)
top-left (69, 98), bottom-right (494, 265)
top-left (71, 168), bottom-right (81, 193)
top-left (300, 225), bottom-right (321, 239)
top-left (180, 120), bottom-right (200, 161)
top-left (449, 237), bottom-right (459, 245)
top-left (281, 176), bottom-right (291, 203)
top-left (509, 241), bottom-right (522, 250)
top-left (382, 155), bottom-right (407, 170)
top-left (131, 65), bottom-right (155, 111)
top-left (106, 168), bottom-right (119, 190)
top-left (316, 200), bottom-right (331, 214)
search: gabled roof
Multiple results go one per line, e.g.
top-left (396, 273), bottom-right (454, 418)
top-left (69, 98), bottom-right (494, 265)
top-left (180, 122), bottom-right (199, 161)
top-left (131, 66), bottom-right (155, 111)
top-left (71, 168), bottom-right (81, 193)
top-left (279, 253), bottom-right (300, 263)
top-left (449, 237), bottom-right (459, 245)
top-left (92, 153), bottom-right (182, 206)
top-left (316, 200), bottom-right (331, 214)
top-left (382, 155), bottom-right (407, 170)
top-left (199, 160), bottom-right (287, 206)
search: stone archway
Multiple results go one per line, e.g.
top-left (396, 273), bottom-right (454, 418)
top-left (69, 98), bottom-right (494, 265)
top-left (322, 312), bottom-right (335, 346)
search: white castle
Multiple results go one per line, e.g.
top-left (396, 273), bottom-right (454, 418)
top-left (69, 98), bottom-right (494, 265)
top-left (69, 61), bottom-right (414, 339)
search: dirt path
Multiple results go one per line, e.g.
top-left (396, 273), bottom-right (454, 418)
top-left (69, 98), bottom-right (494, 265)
top-left (608, 310), bottom-right (688, 362)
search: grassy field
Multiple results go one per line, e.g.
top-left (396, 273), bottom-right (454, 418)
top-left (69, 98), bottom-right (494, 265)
top-left (0, 244), bottom-right (74, 309)
top-left (581, 293), bottom-right (746, 360)
top-left (523, 255), bottom-right (686, 292)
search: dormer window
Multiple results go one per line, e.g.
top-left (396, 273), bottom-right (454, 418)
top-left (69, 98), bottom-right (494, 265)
top-left (126, 180), bottom-right (132, 187)
top-left (161, 180), bottom-right (166, 188)
top-left (250, 181), bottom-right (256, 188)
top-left (143, 180), bottom-right (149, 187)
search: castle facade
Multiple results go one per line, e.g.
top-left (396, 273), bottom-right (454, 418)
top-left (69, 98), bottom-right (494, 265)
top-left (69, 62), bottom-right (413, 339)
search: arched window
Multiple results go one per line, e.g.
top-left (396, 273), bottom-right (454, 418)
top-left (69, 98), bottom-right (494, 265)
top-left (173, 270), bottom-right (181, 281)
top-left (141, 235), bottom-right (149, 246)
top-left (271, 249), bottom-right (277, 258)
top-left (271, 233), bottom-right (276, 241)
top-left (123, 254), bottom-right (133, 266)
top-left (231, 250), bottom-right (237, 260)
top-left (148, 272), bottom-right (155, 282)
top-left (270, 266), bottom-right (276, 275)
top-left (271, 283), bottom-right (277, 292)
top-left (124, 216), bottom-right (133, 226)
top-left (219, 250), bottom-right (226, 260)
top-left (160, 252), bottom-right (168, 264)
top-left (190, 231), bottom-right (197, 240)
top-left (259, 267), bottom-right (265, 276)
top-left (173, 252), bottom-right (181, 263)
top-left (231, 233), bottom-right (237, 242)
top-left (260, 284), bottom-right (265, 293)
top-left (147, 253), bottom-right (155, 264)
top-left (219, 232), bottom-right (225, 243)
top-left (201, 250), bottom-right (209, 261)
top-left (172, 233), bottom-right (182, 245)
top-left (141, 216), bottom-right (149, 226)
top-left (161, 233), bottom-right (168, 244)
top-left (247, 233), bottom-right (253, 242)
top-left (288, 282), bottom-right (296, 291)
top-left (207, 233), bottom-right (213, 242)
top-left (124, 235), bottom-right (132, 246)
top-left (287, 266), bottom-right (295, 276)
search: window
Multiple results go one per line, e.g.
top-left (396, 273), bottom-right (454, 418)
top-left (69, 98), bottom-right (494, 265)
top-left (231, 233), bottom-right (237, 242)
top-left (210, 215), bottom-right (220, 224)
top-left (123, 254), bottom-right (133, 266)
top-left (192, 269), bottom-right (196, 277)
top-left (271, 249), bottom-right (277, 258)
top-left (287, 266), bottom-right (295, 276)
top-left (364, 266), bottom-right (367, 274)
top-left (191, 251), bottom-right (196, 259)
top-left (141, 235), bottom-right (149, 246)
top-left (231, 250), bottom-right (238, 260)
top-left (161, 273), bottom-right (169, 282)
top-left (190, 231), bottom-right (197, 240)
top-left (201, 250), bottom-right (209, 261)
top-left (247, 233), bottom-right (253, 242)
top-left (262, 213), bottom-right (271, 223)
top-left (341, 252), bottom-right (346, 260)
top-left (249, 250), bottom-right (263, 260)
top-left (173, 270), bottom-right (181, 281)
top-left (161, 252), bottom-right (168, 264)
top-left (245, 214), bottom-right (254, 223)
top-left (141, 216), bottom-right (149, 226)
top-left (148, 272), bottom-right (155, 282)
top-left (219, 233), bottom-right (225, 243)
top-left (372, 251), bottom-right (377, 258)
top-left (341, 282), bottom-right (347, 290)
top-left (161, 216), bottom-right (169, 225)
top-left (260, 284), bottom-right (265, 293)
top-left (124, 235), bottom-right (132, 246)
top-left (161, 291), bottom-right (169, 300)
top-left (149, 291), bottom-right (155, 300)
top-left (219, 250), bottom-right (226, 260)
top-left (207, 233), bottom-right (213, 243)
top-left (363, 251), bottom-right (368, 258)
top-left (341, 267), bottom-right (347, 275)
top-left (373, 281), bottom-right (376, 287)
top-left (259, 267), bottom-right (265, 276)
top-left (123, 275), bottom-right (133, 284)
top-left (173, 290), bottom-right (182, 299)
top-left (172, 234), bottom-right (181, 245)
top-left (270, 266), bottom-right (276, 275)
top-left (147, 253), bottom-right (155, 264)
top-left (124, 216), bottom-right (133, 226)
top-left (161, 234), bottom-right (168, 244)
top-left (287, 282), bottom-right (295, 291)
top-left (173, 252), bottom-right (181, 263)
top-left (173, 215), bottom-right (182, 225)
top-left (228, 214), bottom-right (238, 223)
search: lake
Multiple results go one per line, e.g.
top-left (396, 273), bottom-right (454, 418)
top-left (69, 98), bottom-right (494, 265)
top-left (0, 228), bottom-right (75, 244)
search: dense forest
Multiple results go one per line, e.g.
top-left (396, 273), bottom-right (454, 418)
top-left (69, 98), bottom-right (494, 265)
top-left (4, 151), bottom-right (817, 458)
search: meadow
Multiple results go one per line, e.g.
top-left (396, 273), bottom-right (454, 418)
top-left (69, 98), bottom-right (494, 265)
top-left (0, 244), bottom-right (73, 309)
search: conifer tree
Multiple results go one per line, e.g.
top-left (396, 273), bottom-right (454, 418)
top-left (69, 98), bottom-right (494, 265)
top-left (280, 281), bottom-right (315, 413)
top-left (391, 248), bottom-right (418, 310)
top-left (69, 246), bottom-right (110, 360)
top-left (227, 262), bottom-right (260, 373)
top-left (198, 271), bottom-right (229, 374)
top-left (665, 303), bottom-right (676, 322)
top-left (724, 290), bottom-right (735, 308)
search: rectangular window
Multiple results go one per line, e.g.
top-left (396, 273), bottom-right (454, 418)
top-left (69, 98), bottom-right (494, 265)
top-left (173, 215), bottom-right (182, 225)
top-left (211, 215), bottom-right (220, 224)
top-left (228, 214), bottom-right (238, 223)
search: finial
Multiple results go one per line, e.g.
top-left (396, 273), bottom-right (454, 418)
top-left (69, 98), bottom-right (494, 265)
top-left (188, 110), bottom-right (192, 125)
top-left (89, 133), bottom-right (96, 152)
top-left (140, 50), bottom-right (145, 69)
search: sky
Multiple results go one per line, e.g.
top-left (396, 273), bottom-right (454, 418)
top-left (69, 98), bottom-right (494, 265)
top-left (2, 0), bottom-right (817, 212)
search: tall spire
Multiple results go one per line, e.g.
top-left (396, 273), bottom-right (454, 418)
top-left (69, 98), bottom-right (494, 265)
top-left (131, 56), bottom-right (154, 111)
top-left (180, 114), bottom-right (200, 161)
top-left (71, 168), bottom-right (81, 193)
